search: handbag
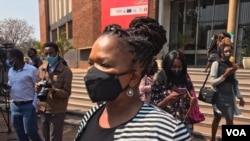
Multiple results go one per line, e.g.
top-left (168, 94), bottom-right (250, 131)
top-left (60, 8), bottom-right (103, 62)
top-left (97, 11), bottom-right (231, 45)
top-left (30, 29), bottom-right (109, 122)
top-left (198, 70), bottom-right (216, 104)
top-left (188, 103), bottom-right (205, 123)
top-left (184, 90), bottom-right (205, 124)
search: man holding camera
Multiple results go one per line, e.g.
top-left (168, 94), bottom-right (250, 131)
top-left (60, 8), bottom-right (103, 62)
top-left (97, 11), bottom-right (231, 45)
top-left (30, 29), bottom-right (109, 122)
top-left (36, 42), bottom-right (72, 141)
top-left (6, 49), bottom-right (42, 141)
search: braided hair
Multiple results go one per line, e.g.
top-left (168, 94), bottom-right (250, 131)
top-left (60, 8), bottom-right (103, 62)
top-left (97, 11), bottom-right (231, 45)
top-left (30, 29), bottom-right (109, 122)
top-left (102, 19), bottom-right (166, 77)
top-left (129, 16), bottom-right (167, 56)
top-left (129, 16), bottom-right (167, 76)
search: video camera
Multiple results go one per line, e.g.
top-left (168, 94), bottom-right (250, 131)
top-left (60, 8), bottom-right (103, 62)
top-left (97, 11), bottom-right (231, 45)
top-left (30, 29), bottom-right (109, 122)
top-left (37, 80), bottom-right (52, 102)
top-left (0, 43), bottom-right (14, 63)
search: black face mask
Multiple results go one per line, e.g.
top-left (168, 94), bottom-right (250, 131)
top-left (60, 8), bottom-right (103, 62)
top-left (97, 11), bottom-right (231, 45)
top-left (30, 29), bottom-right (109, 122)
top-left (84, 66), bottom-right (130, 102)
top-left (223, 54), bottom-right (231, 62)
top-left (28, 53), bottom-right (35, 58)
top-left (171, 69), bottom-right (182, 78)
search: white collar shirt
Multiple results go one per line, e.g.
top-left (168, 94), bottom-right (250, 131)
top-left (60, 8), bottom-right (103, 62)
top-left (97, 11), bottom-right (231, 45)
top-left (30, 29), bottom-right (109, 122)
top-left (8, 63), bottom-right (38, 102)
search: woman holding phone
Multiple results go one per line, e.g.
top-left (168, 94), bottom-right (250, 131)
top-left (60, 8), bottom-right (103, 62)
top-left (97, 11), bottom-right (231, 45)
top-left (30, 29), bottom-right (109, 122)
top-left (150, 50), bottom-right (204, 136)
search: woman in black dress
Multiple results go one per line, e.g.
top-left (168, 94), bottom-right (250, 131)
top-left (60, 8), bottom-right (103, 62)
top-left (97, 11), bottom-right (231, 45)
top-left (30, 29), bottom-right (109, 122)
top-left (210, 45), bottom-right (245, 141)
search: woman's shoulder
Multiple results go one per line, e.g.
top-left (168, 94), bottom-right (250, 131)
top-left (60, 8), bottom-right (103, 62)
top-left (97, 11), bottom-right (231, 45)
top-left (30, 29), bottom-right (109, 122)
top-left (132, 104), bottom-right (191, 140)
top-left (211, 60), bottom-right (219, 67)
top-left (155, 70), bottom-right (167, 84)
top-left (82, 104), bottom-right (104, 120)
top-left (157, 69), bottom-right (165, 76)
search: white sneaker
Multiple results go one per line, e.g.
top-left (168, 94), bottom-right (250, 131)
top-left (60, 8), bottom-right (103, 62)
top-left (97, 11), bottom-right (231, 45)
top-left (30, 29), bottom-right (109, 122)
top-left (234, 114), bottom-right (243, 117)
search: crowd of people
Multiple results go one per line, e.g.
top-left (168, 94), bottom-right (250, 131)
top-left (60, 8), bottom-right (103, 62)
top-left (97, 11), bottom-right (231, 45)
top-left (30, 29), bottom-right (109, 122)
top-left (5, 42), bottom-right (72, 141)
top-left (2, 17), bottom-right (246, 141)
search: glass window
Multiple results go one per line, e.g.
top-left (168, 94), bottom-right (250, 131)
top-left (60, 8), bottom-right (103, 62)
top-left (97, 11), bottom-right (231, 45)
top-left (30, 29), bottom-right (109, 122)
top-left (68, 21), bottom-right (73, 39)
top-left (169, 0), bottom-right (229, 65)
top-left (59, 24), bottom-right (66, 37)
top-left (52, 30), bottom-right (57, 42)
top-left (170, 0), bottom-right (229, 49)
top-left (199, 0), bottom-right (228, 49)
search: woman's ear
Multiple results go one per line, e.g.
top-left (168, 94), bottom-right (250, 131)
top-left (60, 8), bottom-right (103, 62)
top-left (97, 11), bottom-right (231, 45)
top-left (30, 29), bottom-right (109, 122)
top-left (129, 71), bottom-right (142, 87)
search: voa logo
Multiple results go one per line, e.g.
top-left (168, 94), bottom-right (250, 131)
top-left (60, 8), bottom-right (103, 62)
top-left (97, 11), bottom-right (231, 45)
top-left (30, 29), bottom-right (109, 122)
top-left (226, 129), bottom-right (246, 136)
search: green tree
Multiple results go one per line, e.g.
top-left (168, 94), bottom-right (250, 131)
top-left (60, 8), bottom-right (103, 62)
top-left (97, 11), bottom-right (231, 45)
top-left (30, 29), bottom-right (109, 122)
top-left (34, 41), bottom-right (43, 56)
top-left (168, 31), bottom-right (194, 51)
top-left (242, 25), bottom-right (250, 57)
top-left (56, 32), bottom-right (74, 58)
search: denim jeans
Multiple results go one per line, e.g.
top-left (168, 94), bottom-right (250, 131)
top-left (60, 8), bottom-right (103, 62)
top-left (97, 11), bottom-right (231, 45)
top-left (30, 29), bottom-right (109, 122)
top-left (10, 102), bottom-right (41, 141)
top-left (185, 123), bottom-right (193, 137)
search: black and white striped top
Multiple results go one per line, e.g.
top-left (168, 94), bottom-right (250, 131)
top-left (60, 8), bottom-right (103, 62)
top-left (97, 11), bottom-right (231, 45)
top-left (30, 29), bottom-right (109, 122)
top-left (74, 103), bottom-right (191, 141)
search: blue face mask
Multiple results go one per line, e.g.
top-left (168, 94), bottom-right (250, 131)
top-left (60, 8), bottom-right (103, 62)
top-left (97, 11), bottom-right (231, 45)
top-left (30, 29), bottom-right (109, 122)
top-left (46, 55), bottom-right (58, 65)
top-left (5, 59), bottom-right (13, 68)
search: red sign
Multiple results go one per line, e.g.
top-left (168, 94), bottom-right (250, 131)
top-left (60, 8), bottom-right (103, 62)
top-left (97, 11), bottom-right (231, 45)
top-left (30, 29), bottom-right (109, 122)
top-left (101, 0), bottom-right (148, 31)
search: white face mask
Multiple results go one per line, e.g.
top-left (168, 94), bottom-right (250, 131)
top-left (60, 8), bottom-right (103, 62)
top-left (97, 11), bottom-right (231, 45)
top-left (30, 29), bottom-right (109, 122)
top-left (224, 52), bottom-right (230, 56)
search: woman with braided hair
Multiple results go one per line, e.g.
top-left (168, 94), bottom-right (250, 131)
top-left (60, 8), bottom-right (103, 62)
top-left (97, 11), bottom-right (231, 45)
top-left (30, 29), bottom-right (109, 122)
top-left (74, 17), bottom-right (191, 141)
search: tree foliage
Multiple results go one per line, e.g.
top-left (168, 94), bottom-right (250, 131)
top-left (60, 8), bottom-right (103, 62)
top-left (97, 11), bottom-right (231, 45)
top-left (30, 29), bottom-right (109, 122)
top-left (33, 32), bottom-right (74, 59)
top-left (34, 41), bottom-right (43, 56)
top-left (56, 32), bottom-right (74, 58)
top-left (0, 18), bottom-right (35, 48)
top-left (242, 25), bottom-right (250, 57)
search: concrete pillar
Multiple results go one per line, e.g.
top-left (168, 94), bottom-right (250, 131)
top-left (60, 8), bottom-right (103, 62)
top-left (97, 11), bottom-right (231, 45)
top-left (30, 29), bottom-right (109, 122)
top-left (227, 0), bottom-right (238, 43)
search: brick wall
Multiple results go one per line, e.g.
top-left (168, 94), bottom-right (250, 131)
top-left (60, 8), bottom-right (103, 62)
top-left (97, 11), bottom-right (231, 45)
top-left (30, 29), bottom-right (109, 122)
top-left (148, 0), bottom-right (158, 19)
top-left (72, 0), bottom-right (101, 48)
top-left (72, 0), bottom-right (101, 68)
top-left (39, 0), bottom-right (50, 43)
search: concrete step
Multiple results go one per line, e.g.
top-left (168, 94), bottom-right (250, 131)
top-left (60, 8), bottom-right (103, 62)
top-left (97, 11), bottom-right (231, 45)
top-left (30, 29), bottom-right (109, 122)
top-left (198, 102), bottom-right (250, 117)
top-left (71, 87), bottom-right (86, 92)
top-left (194, 121), bottom-right (222, 138)
top-left (67, 103), bottom-right (95, 112)
top-left (69, 73), bottom-right (93, 112)
top-left (188, 67), bottom-right (250, 74)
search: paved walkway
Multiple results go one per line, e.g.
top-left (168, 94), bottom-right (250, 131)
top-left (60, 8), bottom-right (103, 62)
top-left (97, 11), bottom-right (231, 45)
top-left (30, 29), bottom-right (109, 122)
top-left (0, 110), bottom-right (81, 141)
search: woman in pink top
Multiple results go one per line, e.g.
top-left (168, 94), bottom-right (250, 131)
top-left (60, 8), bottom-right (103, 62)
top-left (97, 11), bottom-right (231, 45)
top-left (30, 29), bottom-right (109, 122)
top-left (139, 59), bottom-right (158, 102)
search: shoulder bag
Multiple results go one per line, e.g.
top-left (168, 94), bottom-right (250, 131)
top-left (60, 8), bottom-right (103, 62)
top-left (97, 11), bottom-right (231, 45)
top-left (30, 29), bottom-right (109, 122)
top-left (198, 70), bottom-right (216, 104)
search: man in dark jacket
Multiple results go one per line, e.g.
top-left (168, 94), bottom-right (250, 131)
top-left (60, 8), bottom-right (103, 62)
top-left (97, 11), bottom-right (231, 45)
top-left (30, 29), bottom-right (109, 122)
top-left (36, 42), bottom-right (72, 141)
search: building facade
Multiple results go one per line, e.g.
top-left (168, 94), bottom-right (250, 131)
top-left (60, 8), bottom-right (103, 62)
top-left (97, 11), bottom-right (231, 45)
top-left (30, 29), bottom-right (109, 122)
top-left (164, 0), bottom-right (250, 65)
top-left (39, 0), bottom-right (250, 68)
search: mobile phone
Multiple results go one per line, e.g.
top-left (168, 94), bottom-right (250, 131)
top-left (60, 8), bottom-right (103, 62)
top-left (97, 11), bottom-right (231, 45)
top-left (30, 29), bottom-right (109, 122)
top-left (178, 86), bottom-right (187, 95)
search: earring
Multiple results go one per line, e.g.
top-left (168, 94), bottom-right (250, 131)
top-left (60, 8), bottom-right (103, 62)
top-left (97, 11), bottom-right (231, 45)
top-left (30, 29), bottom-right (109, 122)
top-left (126, 88), bottom-right (134, 97)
